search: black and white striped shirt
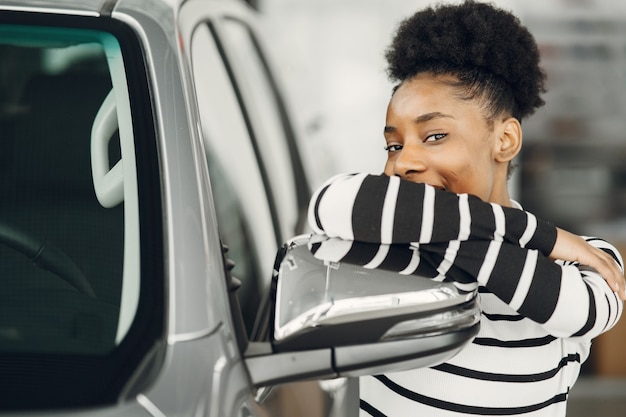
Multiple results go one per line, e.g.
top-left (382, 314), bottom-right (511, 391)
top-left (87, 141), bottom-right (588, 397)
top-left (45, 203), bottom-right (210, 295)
top-left (308, 173), bottom-right (623, 416)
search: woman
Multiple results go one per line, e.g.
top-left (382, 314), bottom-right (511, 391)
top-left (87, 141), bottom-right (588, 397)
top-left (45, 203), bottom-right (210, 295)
top-left (307, 1), bottom-right (625, 416)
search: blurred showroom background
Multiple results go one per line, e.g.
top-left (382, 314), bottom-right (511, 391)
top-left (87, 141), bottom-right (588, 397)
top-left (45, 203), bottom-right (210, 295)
top-left (253, 0), bottom-right (626, 401)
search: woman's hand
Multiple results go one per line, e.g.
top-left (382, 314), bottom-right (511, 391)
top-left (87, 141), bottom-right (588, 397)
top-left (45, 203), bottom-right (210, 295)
top-left (550, 228), bottom-right (626, 300)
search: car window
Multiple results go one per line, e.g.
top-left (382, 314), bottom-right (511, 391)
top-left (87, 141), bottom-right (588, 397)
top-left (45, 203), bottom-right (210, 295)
top-left (0, 25), bottom-right (128, 354)
top-left (190, 22), bottom-right (279, 334)
top-left (218, 19), bottom-right (303, 238)
top-left (0, 17), bottom-right (163, 410)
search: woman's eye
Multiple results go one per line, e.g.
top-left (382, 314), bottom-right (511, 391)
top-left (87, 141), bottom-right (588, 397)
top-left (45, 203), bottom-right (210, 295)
top-left (425, 133), bottom-right (447, 142)
top-left (384, 144), bottom-right (403, 152)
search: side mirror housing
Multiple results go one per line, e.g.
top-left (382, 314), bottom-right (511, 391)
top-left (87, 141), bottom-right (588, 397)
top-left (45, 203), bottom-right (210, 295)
top-left (245, 235), bottom-right (480, 387)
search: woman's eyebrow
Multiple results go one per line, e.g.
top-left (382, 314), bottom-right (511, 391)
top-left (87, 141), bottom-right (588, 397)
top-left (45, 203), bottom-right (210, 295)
top-left (384, 112), bottom-right (455, 134)
top-left (414, 112), bottom-right (455, 124)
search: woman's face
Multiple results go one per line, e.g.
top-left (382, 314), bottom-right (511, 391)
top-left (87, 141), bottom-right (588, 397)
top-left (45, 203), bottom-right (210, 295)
top-left (383, 73), bottom-right (519, 206)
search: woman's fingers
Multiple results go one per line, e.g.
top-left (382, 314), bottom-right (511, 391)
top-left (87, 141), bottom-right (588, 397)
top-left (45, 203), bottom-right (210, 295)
top-left (595, 249), bottom-right (626, 299)
top-left (579, 245), bottom-right (625, 300)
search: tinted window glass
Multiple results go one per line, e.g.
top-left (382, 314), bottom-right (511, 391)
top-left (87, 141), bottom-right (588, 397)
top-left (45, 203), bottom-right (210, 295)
top-left (0, 25), bottom-right (124, 354)
top-left (0, 16), bottom-right (162, 410)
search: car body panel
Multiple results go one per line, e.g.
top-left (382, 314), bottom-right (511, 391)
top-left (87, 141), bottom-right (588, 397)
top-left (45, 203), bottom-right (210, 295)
top-left (113, 0), bottom-right (228, 341)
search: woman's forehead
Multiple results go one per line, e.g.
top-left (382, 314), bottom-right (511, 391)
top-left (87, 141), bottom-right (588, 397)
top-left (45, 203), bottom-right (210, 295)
top-left (387, 76), bottom-right (495, 130)
top-left (391, 76), bottom-right (468, 111)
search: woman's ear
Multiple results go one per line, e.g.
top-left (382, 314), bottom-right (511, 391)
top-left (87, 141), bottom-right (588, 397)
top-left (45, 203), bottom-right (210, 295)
top-left (495, 117), bottom-right (522, 163)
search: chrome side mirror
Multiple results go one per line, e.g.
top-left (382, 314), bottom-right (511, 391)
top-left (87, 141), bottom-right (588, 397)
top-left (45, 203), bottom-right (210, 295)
top-left (271, 235), bottom-right (479, 351)
top-left (245, 234), bottom-right (480, 387)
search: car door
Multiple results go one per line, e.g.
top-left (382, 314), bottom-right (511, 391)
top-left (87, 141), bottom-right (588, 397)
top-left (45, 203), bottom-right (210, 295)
top-left (178, 1), bottom-right (351, 417)
top-left (179, 0), bottom-right (310, 339)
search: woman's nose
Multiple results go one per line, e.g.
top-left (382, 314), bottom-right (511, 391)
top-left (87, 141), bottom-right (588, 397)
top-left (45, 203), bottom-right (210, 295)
top-left (392, 143), bottom-right (428, 179)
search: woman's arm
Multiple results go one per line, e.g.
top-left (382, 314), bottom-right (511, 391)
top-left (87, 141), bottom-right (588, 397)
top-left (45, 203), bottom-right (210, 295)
top-left (309, 173), bottom-right (557, 255)
top-left (309, 172), bottom-right (625, 299)
top-left (308, 172), bottom-right (625, 335)
top-left (423, 237), bottom-right (623, 338)
top-left (309, 235), bottom-right (623, 339)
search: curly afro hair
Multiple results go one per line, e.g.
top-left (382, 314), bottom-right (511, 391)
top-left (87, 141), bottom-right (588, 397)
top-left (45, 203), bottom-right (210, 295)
top-left (385, 0), bottom-right (546, 121)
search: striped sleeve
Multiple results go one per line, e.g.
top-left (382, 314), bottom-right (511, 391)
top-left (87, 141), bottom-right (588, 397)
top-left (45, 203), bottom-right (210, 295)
top-left (308, 173), bottom-right (623, 339)
top-left (420, 238), bottom-right (623, 338)
top-left (308, 173), bottom-right (557, 255)
top-left (310, 234), bottom-right (623, 339)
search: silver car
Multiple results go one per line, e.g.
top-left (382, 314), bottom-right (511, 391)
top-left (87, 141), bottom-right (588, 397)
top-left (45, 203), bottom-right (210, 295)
top-left (0, 0), bottom-right (480, 416)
